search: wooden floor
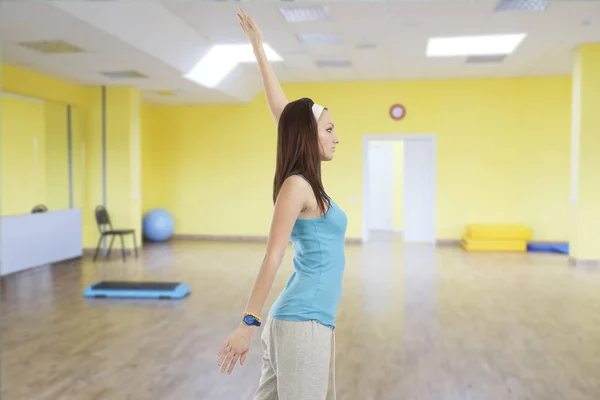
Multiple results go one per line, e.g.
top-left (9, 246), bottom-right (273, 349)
top-left (3, 234), bottom-right (600, 400)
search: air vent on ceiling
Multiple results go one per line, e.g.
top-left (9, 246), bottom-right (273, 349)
top-left (316, 59), bottom-right (352, 68)
top-left (18, 40), bottom-right (85, 54)
top-left (101, 70), bottom-right (148, 79)
top-left (280, 6), bottom-right (329, 22)
top-left (297, 33), bottom-right (340, 45)
top-left (154, 90), bottom-right (177, 96)
top-left (494, 0), bottom-right (549, 12)
top-left (465, 55), bottom-right (506, 64)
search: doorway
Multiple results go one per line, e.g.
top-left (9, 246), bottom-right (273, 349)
top-left (362, 135), bottom-right (436, 244)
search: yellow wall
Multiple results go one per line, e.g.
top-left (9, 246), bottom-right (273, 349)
top-left (1, 94), bottom-right (77, 216)
top-left (2, 64), bottom-right (89, 223)
top-left (570, 44), bottom-right (600, 260)
top-left (1, 64), bottom-right (122, 250)
top-left (143, 77), bottom-right (571, 241)
top-left (70, 106), bottom-right (86, 211)
top-left (44, 101), bottom-right (70, 211)
top-left (105, 87), bottom-right (142, 249)
top-left (2, 63), bottom-right (87, 107)
top-left (393, 141), bottom-right (404, 231)
top-left (1, 95), bottom-right (46, 215)
top-left (1, 63), bottom-right (573, 246)
top-left (82, 88), bottom-right (104, 247)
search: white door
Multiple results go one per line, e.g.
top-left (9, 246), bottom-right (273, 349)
top-left (368, 141), bottom-right (394, 231)
top-left (403, 139), bottom-right (435, 243)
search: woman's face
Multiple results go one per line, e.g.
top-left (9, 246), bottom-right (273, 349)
top-left (317, 109), bottom-right (339, 162)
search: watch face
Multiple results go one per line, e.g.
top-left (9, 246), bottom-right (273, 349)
top-left (244, 315), bottom-right (253, 324)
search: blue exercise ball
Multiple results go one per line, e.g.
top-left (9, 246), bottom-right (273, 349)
top-left (143, 209), bottom-right (174, 242)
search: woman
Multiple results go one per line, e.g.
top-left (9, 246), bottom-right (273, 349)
top-left (217, 8), bottom-right (346, 400)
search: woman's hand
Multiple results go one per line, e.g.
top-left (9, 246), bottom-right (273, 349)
top-left (217, 323), bottom-right (255, 375)
top-left (237, 7), bottom-right (263, 47)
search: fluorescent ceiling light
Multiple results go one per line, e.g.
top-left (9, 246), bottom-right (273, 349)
top-left (494, 0), bottom-right (549, 12)
top-left (280, 6), bottom-right (329, 22)
top-left (184, 43), bottom-right (282, 88)
top-left (426, 33), bottom-right (526, 57)
top-left (297, 33), bottom-right (340, 45)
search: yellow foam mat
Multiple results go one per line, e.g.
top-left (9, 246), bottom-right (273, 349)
top-left (460, 236), bottom-right (527, 252)
top-left (465, 224), bottom-right (532, 240)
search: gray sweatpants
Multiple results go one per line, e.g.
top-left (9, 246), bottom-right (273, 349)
top-left (253, 316), bottom-right (336, 400)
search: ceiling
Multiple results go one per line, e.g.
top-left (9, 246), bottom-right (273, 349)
top-left (2, 0), bottom-right (600, 105)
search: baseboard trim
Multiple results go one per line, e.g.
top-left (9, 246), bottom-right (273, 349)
top-left (436, 239), bottom-right (461, 246)
top-left (568, 257), bottom-right (600, 269)
top-left (172, 234), bottom-right (363, 244)
top-left (83, 248), bottom-right (138, 257)
top-left (173, 234), bottom-right (268, 242)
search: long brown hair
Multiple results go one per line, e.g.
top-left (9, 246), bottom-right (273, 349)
top-left (273, 97), bottom-right (331, 217)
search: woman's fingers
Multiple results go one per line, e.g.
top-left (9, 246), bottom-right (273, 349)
top-left (237, 7), bottom-right (256, 35)
top-left (237, 15), bottom-right (251, 35)
top-left (218, 351), bottom-right (227, 367)
top-left (218, 343), bottom-right (231, 366)
top-left (227, 354), bottom-right (240, 375)
top-left (240, 352), bottom-right (247, 366)
top-left (221, 351), bottom-right (235, 373)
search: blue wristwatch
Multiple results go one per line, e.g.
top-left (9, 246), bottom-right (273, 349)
top-left (243, 314), bottom-right (261, 327)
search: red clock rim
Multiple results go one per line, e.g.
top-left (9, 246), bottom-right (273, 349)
top-left (389, 104), bottom-right (406, 121)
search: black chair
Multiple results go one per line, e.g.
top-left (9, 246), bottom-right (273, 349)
top-left (93, 205), bottom-right (138, 262)
top-left (31, 204), bottom-right (48, 213)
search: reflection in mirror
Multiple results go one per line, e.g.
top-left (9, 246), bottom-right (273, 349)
top-left (44, 101), bottom-right (70, 212)
top-left (1, 93), bottom-right (72, 216)
top-left (70, 105), bottom-right (85, 211)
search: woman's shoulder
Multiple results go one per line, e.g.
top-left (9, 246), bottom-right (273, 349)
top-left (282, 174), bottom-right (311, 190)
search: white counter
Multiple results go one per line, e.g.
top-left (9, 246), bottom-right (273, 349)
top-left (1, 208), bottom-right (83, 276)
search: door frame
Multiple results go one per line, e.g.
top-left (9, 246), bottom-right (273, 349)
top-left (362, 134), bottom-right (437, 243)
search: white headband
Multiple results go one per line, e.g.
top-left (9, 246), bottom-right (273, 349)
top-left (312, 103), bottom-right (324, 122)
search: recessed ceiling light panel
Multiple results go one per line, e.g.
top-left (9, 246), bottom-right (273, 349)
top-left (426, 34), bottom-right (527, 57)
top-left (494, 0), bottom-right (549, 12)
top-left (297, 33), bottom-right (340, 45)
top-left (280, 6), bottom-right (330, 22)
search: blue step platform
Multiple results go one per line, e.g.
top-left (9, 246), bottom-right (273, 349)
top-left (527, 242), bottom-right (569, 255)
top-left (84, 281), bottom-right (191, 299)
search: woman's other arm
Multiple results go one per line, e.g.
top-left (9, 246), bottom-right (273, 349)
top-left (237, 8), bottom-right (288, 124)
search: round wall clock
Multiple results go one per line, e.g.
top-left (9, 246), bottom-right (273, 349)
top-left (389, 104), bottom-right (406, 121)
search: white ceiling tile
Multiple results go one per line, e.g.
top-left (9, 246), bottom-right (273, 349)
top-left (282, 53), bottom-right (316, 69)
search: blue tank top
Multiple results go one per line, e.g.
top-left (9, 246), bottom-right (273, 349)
top-left (269, 174), bottom-right (348, 328)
